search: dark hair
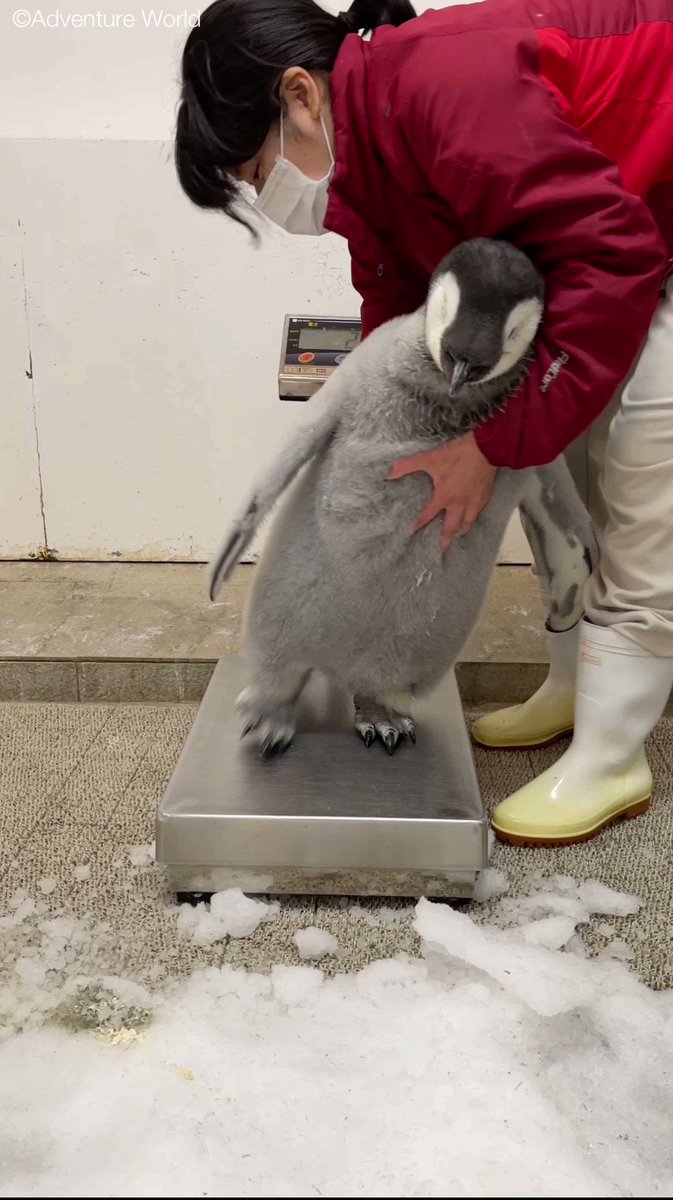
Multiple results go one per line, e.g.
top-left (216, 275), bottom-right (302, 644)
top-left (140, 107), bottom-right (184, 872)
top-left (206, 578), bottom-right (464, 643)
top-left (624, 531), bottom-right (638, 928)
top-left (175, 0), bottom-right (415, 225)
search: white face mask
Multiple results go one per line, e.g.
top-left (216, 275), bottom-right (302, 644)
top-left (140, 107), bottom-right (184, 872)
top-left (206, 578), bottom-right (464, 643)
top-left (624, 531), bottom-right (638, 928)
top-left (254, 110), bottom-right (335, 236)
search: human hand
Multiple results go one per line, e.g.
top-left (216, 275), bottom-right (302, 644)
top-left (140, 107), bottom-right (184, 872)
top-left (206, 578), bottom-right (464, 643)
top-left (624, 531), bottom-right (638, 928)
top-left (386, 432), bottom-right (498, 552)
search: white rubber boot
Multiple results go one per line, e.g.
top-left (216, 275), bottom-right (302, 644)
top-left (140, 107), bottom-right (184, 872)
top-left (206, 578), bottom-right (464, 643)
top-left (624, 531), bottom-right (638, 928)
top-left (472, 572), bottom-right (580, 750)
top-left (471, 624), bottom-right (578, 750)
top-left (491, 621), bottom-right (673, 846)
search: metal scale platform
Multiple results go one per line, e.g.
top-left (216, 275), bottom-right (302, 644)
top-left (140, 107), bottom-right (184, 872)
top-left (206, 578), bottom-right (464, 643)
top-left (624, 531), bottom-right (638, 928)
top-left (156, 315), bottom-right (487, 900)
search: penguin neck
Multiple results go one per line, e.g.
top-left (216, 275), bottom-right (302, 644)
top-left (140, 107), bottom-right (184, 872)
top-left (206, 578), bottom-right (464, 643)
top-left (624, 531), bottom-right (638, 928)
top-left (409, 346), bottom-right (528, 440)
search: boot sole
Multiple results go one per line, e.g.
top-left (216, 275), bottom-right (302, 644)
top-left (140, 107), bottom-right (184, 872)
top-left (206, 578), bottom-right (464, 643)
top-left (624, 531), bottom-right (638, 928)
top-left (492, 796), bottom-right (651, 848)
top-left (472, 727), bottom-right (574, 752)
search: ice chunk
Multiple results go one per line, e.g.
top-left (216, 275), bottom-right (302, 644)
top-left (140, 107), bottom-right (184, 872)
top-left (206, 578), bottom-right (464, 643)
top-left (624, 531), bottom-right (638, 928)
top-left (519, 915), bottom-right (577, 950)
top-left (473, 867), bottom-right (509, 903)
top-left (498, 890), bottom-right (589, 925)
top-left (496, 877), bottom-right (642, 935)
top-left (128, 842), bottom-right (155, 868)
top-left (209, 889), bottom-right (279, 938)
top-left (565, 934), bottom-right (589, 958)
top-left (414, 898), bottom-right (601, 1016)
top-left (294, 927), bottom-right (339, 961)
top-left (176, 889), bottom-right (279, 946)
top-left (38, 878), bottom-right (57, 895)
top-left (176, 905), bottom-right (224, 948)
top-left (73, 865), bottom-right (91, 883)
top-left (577, 880), bottom-right (642, 917)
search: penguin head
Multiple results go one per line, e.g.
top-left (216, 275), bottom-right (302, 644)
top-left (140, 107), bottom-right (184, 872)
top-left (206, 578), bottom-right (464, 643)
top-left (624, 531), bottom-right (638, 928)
top-left (424, 239), bottom-right (544, 399)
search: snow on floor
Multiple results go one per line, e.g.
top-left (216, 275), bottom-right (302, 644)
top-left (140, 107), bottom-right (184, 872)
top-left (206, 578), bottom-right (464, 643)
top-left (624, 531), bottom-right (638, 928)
top-left (1, 878), bottom-right (673, 1198)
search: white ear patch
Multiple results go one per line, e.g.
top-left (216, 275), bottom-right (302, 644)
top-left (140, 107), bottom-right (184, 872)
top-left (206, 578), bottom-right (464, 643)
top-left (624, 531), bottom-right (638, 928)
top-left (425, 272), bottom-right (460, 369)
top-left (481, 296), bottom-right (543, 384)
top-left (504, 297), bottom-right (544, 354)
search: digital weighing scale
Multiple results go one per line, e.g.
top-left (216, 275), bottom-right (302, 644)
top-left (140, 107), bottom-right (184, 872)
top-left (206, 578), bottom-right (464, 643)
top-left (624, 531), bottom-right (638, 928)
top-left (156, 315), bottom-right (488, 901)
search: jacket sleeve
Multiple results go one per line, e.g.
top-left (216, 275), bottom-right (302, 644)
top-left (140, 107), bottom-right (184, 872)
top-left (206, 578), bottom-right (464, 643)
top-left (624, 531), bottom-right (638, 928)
top-left (388, 30), bottom-right (668, 467)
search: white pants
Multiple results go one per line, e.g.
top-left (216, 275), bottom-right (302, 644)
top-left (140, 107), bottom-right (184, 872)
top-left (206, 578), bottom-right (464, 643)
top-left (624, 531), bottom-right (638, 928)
top-left (564, 276), bottom-right (673, 657)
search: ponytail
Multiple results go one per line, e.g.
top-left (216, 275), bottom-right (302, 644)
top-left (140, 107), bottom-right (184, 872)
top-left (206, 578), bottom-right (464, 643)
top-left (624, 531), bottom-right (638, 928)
top-left (338, 0), bottom-right (417, 35)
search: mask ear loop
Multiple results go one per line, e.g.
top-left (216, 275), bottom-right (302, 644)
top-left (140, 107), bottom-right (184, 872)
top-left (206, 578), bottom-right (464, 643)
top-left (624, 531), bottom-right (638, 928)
top-left (280, 104), bottom-right (334, 172)
top-left (320, 113), bottom-right (335, 170)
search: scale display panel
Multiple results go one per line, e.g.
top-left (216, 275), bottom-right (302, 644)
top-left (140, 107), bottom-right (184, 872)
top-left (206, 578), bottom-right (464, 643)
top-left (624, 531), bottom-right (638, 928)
top-left (279, 315), bottom-right (362, 400)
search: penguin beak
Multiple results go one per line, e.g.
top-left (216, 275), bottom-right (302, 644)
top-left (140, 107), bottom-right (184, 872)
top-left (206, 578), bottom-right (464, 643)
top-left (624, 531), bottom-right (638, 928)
top-left (448, 358), bottom-right (470, 399)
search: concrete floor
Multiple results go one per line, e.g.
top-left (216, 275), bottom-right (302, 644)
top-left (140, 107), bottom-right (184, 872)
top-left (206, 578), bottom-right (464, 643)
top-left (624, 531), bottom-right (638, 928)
top-left (0, 561), bottom-right (546, 703)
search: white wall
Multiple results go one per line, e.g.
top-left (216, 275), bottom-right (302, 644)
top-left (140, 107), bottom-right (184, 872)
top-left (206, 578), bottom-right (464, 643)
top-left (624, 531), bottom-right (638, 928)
top-left (0, 0), bottom-right (529, 563)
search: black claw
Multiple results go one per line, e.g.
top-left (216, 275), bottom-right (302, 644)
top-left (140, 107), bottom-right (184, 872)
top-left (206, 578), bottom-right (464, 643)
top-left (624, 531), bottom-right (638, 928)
top-left (407, 727), bottom-right (417, 744)
top-left (382, 729), bottom-right (398, 755)
top-left (261, 736), bottom-right (292, 758)
top-left (241, 722), bottom-right (254, 739)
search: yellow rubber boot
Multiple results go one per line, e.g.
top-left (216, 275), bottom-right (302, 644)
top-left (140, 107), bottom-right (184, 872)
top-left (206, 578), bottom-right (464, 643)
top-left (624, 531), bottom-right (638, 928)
top-left (491, 621), bottom-right (673, 847)
top-left (472, 625), bottom-right (577, 750)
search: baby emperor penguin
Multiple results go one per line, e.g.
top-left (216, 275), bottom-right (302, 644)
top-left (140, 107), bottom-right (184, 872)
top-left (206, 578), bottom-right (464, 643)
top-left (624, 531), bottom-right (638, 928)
top-left (210, 238), bottom-right (596, 756)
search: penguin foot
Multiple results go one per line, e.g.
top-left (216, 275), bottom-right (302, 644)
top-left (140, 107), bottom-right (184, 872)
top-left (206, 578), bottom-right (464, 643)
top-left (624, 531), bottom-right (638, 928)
top-left (353, 698), bottom-right (416, 755)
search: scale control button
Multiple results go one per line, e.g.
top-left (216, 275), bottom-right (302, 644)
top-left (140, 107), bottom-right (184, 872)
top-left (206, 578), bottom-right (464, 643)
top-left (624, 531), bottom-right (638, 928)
top-left (298, 352), bottom-right (315, 364)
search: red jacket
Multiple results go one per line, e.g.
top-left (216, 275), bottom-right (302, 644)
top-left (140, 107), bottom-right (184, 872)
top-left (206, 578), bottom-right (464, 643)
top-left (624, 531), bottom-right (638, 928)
top-left (324, 0), bottom-right (673, 468)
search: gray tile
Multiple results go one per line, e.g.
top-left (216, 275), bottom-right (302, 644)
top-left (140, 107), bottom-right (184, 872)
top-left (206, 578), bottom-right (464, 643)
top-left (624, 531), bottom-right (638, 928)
top-left (76, 660), bottom-right (214, 702)
top-left (457, 661), bottom-right (547, 705)
top-left (77, 660), bottom-right (181, 703)
top-left (0, 660), bottom-right (78, 701)
top-left (180, 662), bottom-right (215, 701)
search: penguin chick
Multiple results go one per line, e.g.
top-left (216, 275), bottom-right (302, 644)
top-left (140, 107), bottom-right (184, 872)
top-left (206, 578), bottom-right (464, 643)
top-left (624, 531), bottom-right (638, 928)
top-left (208, 239), bottom-right (594, 757)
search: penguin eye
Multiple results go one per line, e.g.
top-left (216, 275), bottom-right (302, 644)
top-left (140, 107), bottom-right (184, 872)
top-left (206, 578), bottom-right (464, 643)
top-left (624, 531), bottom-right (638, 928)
top-left (507, 326), bottom-right (520, 342)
